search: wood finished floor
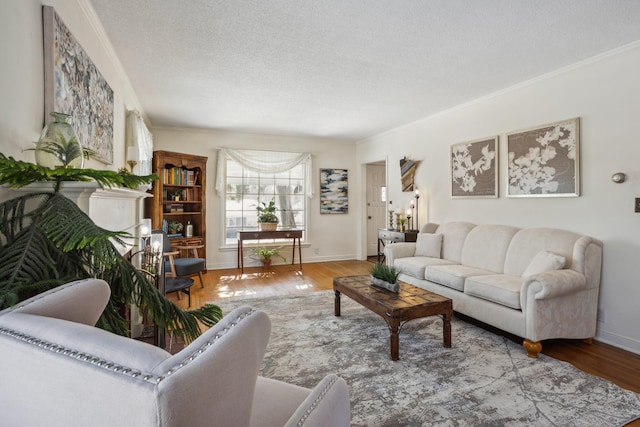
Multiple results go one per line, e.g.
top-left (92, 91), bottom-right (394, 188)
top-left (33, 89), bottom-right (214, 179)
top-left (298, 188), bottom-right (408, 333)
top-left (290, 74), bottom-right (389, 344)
top-left (167, 260), bottom-right (640, 425)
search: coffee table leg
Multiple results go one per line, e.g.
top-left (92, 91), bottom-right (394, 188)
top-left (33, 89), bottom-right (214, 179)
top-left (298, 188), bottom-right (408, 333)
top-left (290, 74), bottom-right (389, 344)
top-left (390, 320), bottom-right (400, 361)
top-left (334, 290), bottom-right (341, 316)
top-left (443, 313), bottom-right (452, 348)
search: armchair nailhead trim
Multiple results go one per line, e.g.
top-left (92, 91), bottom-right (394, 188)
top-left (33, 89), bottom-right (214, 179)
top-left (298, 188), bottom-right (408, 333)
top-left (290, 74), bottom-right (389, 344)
top-left (296, 376), bottom-right (339, 426)
top-left (0, 308), bottom-right (257, 385)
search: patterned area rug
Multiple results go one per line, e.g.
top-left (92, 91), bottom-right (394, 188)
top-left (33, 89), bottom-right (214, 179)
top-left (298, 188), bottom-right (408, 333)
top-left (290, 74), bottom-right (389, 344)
top-left (215, 291), bottom-right (640, 427)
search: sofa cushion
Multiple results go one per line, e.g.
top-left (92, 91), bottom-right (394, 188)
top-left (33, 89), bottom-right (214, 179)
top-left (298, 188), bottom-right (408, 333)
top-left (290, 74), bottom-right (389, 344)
top-left (522, 250), bottom-right (566, 277)
top-left (395, 257), bottom-right (455, 279)
top-left (434, 222), bottom-right (476, 262)
top-left (460, 224), bottom-right (520, 273)
top-left (504, 228), bottom-right (579, 276)
top-left (425, 264), bottom-right (494, 291)
top-left (414, 233), bottom-right (442, 258)
top-left (464, 275), bottom-right (523, 310)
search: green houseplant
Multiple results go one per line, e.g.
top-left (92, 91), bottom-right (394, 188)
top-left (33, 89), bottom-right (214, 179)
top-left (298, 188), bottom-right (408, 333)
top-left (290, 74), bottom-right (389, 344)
top-left (251, 246), bottom-right (286, 268)
top-left (370, 263), bottom-right (400, 293)
top-left (168, 221), bottom-right (184, 234)
top-left (256, 199), bottom-right (278, 231)
top-left (0, 154), bottom-right (222, 342)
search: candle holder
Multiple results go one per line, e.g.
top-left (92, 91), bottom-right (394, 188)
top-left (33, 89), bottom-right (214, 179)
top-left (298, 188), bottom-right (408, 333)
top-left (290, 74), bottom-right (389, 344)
top-left (414, 189), bottom-right (420, 231)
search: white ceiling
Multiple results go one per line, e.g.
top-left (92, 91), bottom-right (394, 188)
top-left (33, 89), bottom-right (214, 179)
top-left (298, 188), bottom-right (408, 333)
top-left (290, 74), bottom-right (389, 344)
top-left (89, 0), bottom-right (640, 141)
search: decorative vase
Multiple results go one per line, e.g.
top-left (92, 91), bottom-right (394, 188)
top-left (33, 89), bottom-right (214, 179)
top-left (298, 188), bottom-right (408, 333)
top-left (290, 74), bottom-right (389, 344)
top-left (259, 222), bottom-right (278, 231)
top-left (370, 276), bottom-right (400, 293)
top-left (35, 112), bottom-right (84, 169)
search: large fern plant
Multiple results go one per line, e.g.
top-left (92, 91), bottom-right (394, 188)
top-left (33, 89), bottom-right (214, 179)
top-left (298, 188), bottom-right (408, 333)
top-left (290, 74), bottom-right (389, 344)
top-left (0, 155), bottom-right (222, 343)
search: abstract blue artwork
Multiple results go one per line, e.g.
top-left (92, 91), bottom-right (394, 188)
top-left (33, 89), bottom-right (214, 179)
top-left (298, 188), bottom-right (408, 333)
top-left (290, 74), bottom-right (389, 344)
top-left (320, 168), bottom-right (348, 214)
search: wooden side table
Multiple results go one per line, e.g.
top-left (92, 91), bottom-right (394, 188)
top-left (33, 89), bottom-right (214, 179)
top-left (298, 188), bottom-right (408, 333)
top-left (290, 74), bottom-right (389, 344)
top-left (237, 229), bottom-right (303, 273)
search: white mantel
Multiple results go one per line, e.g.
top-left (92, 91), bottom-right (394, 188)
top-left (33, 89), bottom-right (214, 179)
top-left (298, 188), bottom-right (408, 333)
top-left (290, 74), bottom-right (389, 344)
top-left (2, 182), bottom-right (151, 254)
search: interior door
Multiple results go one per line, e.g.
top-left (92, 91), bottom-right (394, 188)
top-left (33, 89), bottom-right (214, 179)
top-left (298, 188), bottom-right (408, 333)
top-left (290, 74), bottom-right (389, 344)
top-left (366, 163), bottom-right (386, 257)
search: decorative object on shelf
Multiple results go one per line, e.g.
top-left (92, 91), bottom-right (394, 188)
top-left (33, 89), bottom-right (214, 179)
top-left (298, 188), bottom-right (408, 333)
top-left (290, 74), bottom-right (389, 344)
top-left (257, 199), bottom-right (279, 231)
top-left (451, 136), bottom-right (498, 198)
top-left (370, 263), bottom-right (400, 293)
top-left (0, 191), bottom-right (222, 343)
top-left (406, 210), bottom-right (412, 231)
top-left (251, 246), bottom-right (286, 269)
top-left (185, 221), bottom-right (194, 237)
top-left (43, 6), bottom-right (114, 165)
top-left (0, 154), bottom-right (157, 193)
top-left (126, 146), bottom-right (139, 173)
top-left (611, 172), bottom-right (626, 184)
top-left (171, 189), bottom-right (182, 201)
top-left (507, 117), bottom-right (580, 197)
top-left (320, 168), bottom-right (348, 214)
top-left (400, 157), bottom-right (419, 192)
top-left (168, 221), bottom-right (183, 235)
top-left (31, 112), bottom-right (92, 169)
top-left (399, 217), bottom-right (407, 232)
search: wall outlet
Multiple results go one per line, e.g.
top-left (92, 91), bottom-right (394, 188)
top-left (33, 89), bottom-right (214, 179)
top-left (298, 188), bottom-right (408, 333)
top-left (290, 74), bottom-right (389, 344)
top-left (314, 248), bottom-right (319, 255)
top-left (635, 198), bottom-right (640, 213)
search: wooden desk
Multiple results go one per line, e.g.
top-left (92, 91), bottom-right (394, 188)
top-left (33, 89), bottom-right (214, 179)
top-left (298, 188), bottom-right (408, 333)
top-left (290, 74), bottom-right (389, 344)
top-left (377, 229), bottom-right (418, 263)
top-left (237, 229), bottom-right (303, 273)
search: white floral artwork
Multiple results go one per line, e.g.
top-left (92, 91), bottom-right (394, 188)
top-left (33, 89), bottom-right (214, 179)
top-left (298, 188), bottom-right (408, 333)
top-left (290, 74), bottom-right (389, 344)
top-left (507, 118), bottom-right (580, 197)
top-left (451, 137), bottom-right (498, 198)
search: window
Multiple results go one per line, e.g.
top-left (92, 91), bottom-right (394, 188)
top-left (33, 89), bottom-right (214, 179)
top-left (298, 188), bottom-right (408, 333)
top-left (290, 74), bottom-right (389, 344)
top-left (220, 149), bottom-right (310, 245)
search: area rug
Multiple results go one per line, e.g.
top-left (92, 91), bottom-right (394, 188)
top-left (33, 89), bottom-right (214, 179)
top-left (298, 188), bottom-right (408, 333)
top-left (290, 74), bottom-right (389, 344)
top-left (215, 291), bottom-right (640, 426)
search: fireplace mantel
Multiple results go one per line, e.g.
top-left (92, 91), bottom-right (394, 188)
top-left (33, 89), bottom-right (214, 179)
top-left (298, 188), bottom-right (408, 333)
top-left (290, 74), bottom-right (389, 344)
top-left (3, 182), bottom-right (151, 254)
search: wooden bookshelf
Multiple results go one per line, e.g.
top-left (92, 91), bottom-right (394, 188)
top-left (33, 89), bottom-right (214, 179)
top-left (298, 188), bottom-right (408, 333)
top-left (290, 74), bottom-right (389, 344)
top-left (146, 150), bottom-right (207, 264)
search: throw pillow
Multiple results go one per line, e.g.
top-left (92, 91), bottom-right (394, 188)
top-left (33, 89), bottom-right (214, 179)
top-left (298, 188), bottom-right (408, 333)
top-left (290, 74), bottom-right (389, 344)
top-left (415, 233), bottom-right (443, 258)
top-left (522, 250), bottom-right (566, 277)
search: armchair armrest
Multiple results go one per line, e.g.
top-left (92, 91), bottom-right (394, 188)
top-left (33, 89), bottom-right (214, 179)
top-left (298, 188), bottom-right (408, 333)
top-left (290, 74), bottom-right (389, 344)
top-left (284, 374), bottom-right (350, 427)
top-left (520, 269), bottom-right (586, 308)
top-left (383, 242), bottom-right (416, 266)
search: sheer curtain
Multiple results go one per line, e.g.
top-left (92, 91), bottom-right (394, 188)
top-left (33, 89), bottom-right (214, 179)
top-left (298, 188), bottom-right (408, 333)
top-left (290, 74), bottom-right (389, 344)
top-left (125, 110), bottom-right (153, 178)
top-left (215, 148), bottom-right (314, 197)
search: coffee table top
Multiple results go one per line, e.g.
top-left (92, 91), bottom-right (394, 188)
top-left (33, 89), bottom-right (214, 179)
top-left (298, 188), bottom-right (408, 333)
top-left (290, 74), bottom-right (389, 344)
top-left (333, 275), bottom-right (451, 316)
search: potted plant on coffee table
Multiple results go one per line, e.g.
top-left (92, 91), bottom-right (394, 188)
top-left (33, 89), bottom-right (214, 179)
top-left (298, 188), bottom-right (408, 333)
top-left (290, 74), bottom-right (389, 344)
top-left (370, 263), bottom-right (400, 292)
top-left (256, 199), bottom-right (279, 231)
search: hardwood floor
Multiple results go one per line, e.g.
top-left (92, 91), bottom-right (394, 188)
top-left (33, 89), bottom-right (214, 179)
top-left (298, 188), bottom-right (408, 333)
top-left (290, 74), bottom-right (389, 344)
top-left (167, 260), bottom-right (640, 425)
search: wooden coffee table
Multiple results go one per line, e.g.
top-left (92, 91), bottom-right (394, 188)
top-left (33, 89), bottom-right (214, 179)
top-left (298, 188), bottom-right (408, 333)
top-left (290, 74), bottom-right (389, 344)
top-left (333, 275), bottom-right (452, 361)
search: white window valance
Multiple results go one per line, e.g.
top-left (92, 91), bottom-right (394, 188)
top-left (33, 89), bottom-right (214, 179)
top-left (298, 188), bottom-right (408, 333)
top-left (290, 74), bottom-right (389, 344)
top-left (215, 148), bottom-right (314, 197)
top-left (125, 110), bottom-right (153, 177)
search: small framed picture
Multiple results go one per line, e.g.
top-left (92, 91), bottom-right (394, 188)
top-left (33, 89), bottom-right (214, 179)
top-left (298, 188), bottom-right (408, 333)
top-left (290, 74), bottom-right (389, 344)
top-left (506, 118), bottom-right (579, 197)
top-left (450, 136), bottom-right (498, 198)
top-left (320, 168), bottom-right (348, 214)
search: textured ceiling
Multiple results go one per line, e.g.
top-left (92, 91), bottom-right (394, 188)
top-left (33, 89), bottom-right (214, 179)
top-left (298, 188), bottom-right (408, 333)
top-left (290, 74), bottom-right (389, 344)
top-left (89, 0), bottom-right (640, 140)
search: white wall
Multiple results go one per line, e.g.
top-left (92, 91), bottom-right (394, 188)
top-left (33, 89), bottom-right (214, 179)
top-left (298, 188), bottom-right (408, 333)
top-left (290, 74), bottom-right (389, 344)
top-left (152, 127), bottom-right (359, 269)
top-left (0, 0), bottom-right (143, 168)
top-left (356, 42), bottom-right (640, 354)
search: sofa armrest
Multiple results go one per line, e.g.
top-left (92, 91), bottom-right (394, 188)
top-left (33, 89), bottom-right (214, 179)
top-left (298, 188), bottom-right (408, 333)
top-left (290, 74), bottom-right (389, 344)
top-left (384, 242), bottom-right (416, 266)
top-left (284, 374), bottom-right (350, 427)
top-left (0, 279), bottom-right (110, 326)
top-left (521, 269), bottom-right (587, 308)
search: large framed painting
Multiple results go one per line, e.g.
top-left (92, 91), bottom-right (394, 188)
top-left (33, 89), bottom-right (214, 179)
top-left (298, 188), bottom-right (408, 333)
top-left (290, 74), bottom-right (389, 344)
top-left (507, 118), bottom-right (580, 197)
top-left (450, 136), bottom-right (498, 198)
top-left (320, 168), bottom-right (348, 214)
top-left (43, 6), bottom-right (114, 164)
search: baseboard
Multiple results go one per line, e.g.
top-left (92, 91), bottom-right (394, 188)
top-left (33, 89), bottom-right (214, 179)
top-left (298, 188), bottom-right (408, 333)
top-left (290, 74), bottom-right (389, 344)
top-left (207, 254), bottom-right (357, 271)
top-left (595, 326), bottom-right (640, 355)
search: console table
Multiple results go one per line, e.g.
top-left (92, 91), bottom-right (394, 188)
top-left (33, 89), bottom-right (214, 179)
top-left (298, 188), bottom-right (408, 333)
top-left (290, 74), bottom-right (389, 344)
top-left (377, 229), bottom-right (418, 263)
top-left (237, 229), bottom-right (303, 273)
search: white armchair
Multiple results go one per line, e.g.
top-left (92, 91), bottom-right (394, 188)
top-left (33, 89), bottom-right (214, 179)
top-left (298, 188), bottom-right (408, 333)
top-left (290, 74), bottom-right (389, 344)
top-left (0, 279), bottom-right (350, 426)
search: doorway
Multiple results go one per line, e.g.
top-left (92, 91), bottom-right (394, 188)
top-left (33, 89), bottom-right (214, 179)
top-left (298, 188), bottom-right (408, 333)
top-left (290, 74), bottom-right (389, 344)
top-left (366, 162), bottom-right (387, 259)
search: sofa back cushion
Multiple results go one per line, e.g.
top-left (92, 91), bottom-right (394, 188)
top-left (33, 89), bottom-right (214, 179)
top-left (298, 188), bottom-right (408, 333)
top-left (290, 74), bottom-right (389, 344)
top-left (460, 224), bottom-right (520, 273)
top-left (433, 222), bottom-right (476, 262)
top-left (414, 233), bottom-right (443, 258)
top-left (504, 228), bottom-right (581, 276)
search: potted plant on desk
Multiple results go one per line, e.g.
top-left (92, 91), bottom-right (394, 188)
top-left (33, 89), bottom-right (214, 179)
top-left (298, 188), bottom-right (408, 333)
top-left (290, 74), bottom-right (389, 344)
top-left (256, 200), bottom-right (279, 231)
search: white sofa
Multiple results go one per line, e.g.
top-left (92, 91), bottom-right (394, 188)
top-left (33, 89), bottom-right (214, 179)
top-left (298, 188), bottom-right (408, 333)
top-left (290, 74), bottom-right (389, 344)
top-left (0, 279), bottom-right (350, 426)
top-left (384, 222), bottom-right (603, 357)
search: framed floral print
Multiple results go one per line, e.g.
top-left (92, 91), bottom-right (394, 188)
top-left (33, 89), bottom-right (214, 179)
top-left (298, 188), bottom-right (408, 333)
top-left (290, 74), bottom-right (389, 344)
top-left (451, 136), bottom-right (498, 198)
top-left (507, 118), bottom-right (579, 197)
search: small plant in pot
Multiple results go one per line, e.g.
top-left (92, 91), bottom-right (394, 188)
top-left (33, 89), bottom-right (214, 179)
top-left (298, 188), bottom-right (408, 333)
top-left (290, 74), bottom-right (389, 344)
top-left (370, 263), bottom-right (400, 293)
top-left (168, 221), bottom-right (184, 235)
top-left (256, 199), bottom-right (279, 231)
top-left (252, 246), bottom-right (286, 268)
